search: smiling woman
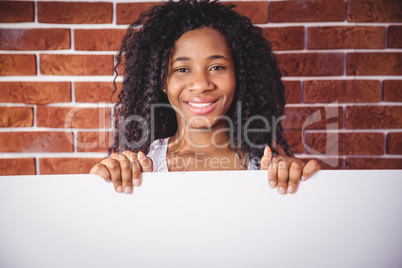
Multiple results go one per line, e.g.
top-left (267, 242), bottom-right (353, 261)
top-left (90, 0), bottom-right (320, 195)
top-left (162, 27), bottom-right (243, 172)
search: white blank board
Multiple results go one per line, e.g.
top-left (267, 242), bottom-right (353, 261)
top-left (0, 170), bottom-right (401, 268)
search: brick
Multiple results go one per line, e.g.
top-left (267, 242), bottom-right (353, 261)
top-left (228, 1), bottom-right (268, 24)
top-left (388, 26), bottom-right (402, 48)
top-left (39, 54), bottom-right (114, 76)
top-left (37, 2), bottom-right (112, 24)
top-left (39, 158), bottom-right (104, 175)
top-left (346, 158), bottom-right (402, 169)
top-left (383, 80), bottom-right (402, 102)
top-left (269, 0), bottom-right (344, 22)
top-left (0, 29), bottom-right (70, 50)
top-left (36, 106), bottom-right (110, 129)
top-left (0, 82), bottom-right (71, 104)
top-left (346, 106), bottom-right (402, 129)
top-left (0, 107), bottom-right (33, 127)
top-left (304, 80), bottom-right (381, 103)
top-left (283, 81), bottom-right (301, 104)
top-left (0, 132), bottom-right (73, 152)
top-left (76, 132), bottom-right (113, 152)
top-left (0, 158), bottom-right (36, 175)
top-left (277, 53), bottom-right (344, 76)
top-left (282, 106), bottom-right (343, 130)
top-left (0, 1), bottom-right (34, 22)
top-left (347, 0), bottom-right (402, 22)
top-left (299, 157), bottom-right (344, 170)
top-left (308, 26), bottom-right (386, 49)
top-left (386, 133), bottom-right (402, 154)
top-left (283, 130), bottom-right (303, 154)
top-left (347, 53), bottom-right (402, 76)
top-left (0, 54), bottom-right (36, 76)
top-left (262, 27), bottom-right (304, 51)
top-left (306, 132), bottom-right (384, 156)
top-left (74, 82), bottom-right (120, 103)
top-left (116, 2), bottom-right (160, 25)
top-left (74, 29), bottom-right (126, 51)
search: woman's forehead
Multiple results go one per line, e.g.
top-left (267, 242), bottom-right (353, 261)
top-left (169, 27), bottom-right (233, 62)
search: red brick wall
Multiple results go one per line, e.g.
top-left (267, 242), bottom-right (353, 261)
top-left (0, 0), bottom-right (401, 175)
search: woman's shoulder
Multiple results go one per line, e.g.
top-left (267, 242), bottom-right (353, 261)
top-left (247, 159), bottom-right (259, 170)
top-left (147, 137), bottom-right (170, 172)
top-left (149, 137), bottom-right (169, 149)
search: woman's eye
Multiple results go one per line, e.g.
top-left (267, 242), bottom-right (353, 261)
top-left (210, 66), bottom-right (225, 71)
top-left (175, 68), bottom-right (188, 73)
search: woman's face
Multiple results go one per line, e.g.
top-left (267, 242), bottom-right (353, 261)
top-left (164, 27), bottom-right (236, 129)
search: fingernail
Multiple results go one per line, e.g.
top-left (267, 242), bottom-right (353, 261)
top-left (301, 176), bottom-right (306, 181)
top-left (287, 186), bottom-right (294, 194)
top-left (124, 186), bottom-right (132, 194)
top-left (264, 146), bottom-right (269, 156)
top-left (138, 151), bottom-right (145, 160)
top-left (269, 181), bottom-right (276, 188)
top-left (116, 185), bottom-right (122, 193)
top-left (279, 187), bottom-right (286, 195)
top-left (133, 179), bottom-right (141, 186)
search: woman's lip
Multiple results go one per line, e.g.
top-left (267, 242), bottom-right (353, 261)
top-left (184, 99), bottom-right (219, 115)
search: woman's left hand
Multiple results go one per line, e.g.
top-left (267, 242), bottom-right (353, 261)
top-left (260, 146), bottom-right (321, 195)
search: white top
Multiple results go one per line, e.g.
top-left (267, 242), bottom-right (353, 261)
top-left (147, 137), bottom-right (259, 172)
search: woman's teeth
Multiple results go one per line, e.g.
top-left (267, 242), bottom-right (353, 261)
top-left (187, 102), bottom-right (213, 108)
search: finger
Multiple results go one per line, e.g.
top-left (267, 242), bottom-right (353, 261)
top-left (260, 146), bottom-right (273, 170)
top-left (90, 163), bottom-right (111, 183)
top-left (122, 150), bottom-right (147, 191)
top-left (100, 155), bottom-right (123, 193)
top-left (276, 156), bottom-right (289, 195)
top-left (138, 151), bottom-right (153, 172)
top-left (111, 152), bottom-right (134, 194)
top-left (301, 159), bottom-right (321, 181)
top-left (287, 161), bottom-right (303, 194)
top-left (268, 156), bottom-right (278, 189)
top-left (122, 150), bottom-right (142, 187)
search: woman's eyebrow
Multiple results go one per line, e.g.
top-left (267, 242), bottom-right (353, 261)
top-left (207, 55), bottom-right (229, 61)
top-left (171, 55), bottom-right (229, 65)
top-left (171, 56), bottom-right (191, 65)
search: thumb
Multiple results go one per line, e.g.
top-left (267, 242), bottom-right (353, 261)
top-left (138, 151), bottom-right (153, 172)
top-left (260, 146), bottom-right (273, 170)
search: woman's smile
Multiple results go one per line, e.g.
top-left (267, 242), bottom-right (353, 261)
top-left (184, 97), bottom-right (219, 115)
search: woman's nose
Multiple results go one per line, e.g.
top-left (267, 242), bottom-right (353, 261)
top-left (189, 70), bottom-right (214, 92)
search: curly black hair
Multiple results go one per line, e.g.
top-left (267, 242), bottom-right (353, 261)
top-left (110, 0), bottom-right (292, 164)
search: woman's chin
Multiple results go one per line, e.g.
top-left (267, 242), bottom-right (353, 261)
top-left (185, 117), bottom-right (229, 130)
top-left (187, 121), bottom-right (214, 130)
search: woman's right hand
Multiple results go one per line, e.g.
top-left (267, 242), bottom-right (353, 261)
top-left (90, 151), bottom-right (153, 194)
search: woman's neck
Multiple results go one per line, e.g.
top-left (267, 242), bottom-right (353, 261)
top-left (169, 120), bottom-right (233, 154)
